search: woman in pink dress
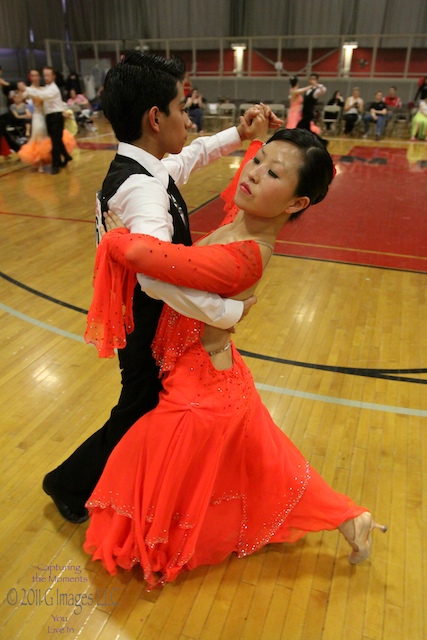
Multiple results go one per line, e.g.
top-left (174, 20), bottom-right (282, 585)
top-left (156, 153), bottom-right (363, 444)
top-left (286, 76), bottom-right (321, 135)
top-left (83, 124), bottom-right (386, 589)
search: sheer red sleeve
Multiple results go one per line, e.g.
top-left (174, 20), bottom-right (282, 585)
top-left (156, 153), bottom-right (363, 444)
top-left (85, 229), bottom-right (263, 358)
top-left (105, 232), bottom-right (262, 297)
top-left (84, 228), bottom-right (136, 358)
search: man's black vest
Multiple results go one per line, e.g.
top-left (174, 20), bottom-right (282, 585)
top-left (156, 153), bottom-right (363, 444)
top-left (100, 153), bottom-right (192, 247)
top-left (98, 153), bottom-right (193, 338)
top-left (302, 87), bottom-right (318, 120)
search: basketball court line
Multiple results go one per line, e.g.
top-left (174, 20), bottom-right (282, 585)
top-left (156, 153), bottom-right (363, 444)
top-left (2, 300), bottom-right (427, 418)
top-left (1, 267), bottom-right (426, 384)
top-left (0, 209), bottom-right (93, 224)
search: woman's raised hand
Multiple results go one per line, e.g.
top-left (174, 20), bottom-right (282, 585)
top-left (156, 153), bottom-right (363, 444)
top-left (238, 103), bottom-right (284, 141)
top-left (259, 102), bottom-right (284, 129)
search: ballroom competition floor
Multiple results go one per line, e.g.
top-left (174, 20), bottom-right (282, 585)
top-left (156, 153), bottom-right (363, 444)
top-left (0, 115), bottom-right (426, 640)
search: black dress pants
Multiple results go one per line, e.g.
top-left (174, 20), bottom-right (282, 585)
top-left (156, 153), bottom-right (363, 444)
top-left (46, 287), bottom-right (164, 512)
top-left (45, 111), bottom-right (67, 168)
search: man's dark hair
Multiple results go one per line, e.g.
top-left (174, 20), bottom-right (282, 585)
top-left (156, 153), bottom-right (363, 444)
top-left (102, 52), bottom-right (186, 143)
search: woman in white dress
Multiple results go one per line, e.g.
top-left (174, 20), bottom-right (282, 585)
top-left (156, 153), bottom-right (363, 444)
top-left (18, 70), bottom-right (75, 172)
top-left (18, 70), bottom-right (47, 172)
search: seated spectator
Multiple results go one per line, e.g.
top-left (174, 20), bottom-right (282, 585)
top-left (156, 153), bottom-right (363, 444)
top-left (65, 71), bottom-right (83, 96)
top-left (66, 88), bottom-right (96, 133)
top-left (414, 76), bottom-right (427, 102)
top-left (384, 86), bottom-right (402, 110)
top-left (324, 90), bottom-right (344, 131)
top-left (67, 89), bottom-right (91, 116)
top-left (410, 99), bottom-right (427, 141)
top-left (185, 88), bottom-right (204, 133)
top-left (9, 91), bottom-right (32, 139)
top-left (343, 88), bottom-right (364, 135)
top-left (63, 107), bottom-right (78, 137)
top-left (363, 91), bottom-right (387, 139)
top-left (91, 84), bottom-right (104, 111)
top-left (384, 86), bottom-right (402, 129)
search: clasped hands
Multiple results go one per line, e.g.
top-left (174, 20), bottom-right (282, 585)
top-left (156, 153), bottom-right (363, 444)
top-left (238, 102), bottom-right (284, 142)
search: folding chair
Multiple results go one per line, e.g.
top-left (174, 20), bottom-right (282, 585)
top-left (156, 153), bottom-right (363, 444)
top-left (322, 105), bottom-right (342, 134)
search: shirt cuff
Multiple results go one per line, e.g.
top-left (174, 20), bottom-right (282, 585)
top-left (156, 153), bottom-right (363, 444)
top-left (215, 298), bottom-right (244, 329)
top-left (214, 126), bottom-right (242, 155)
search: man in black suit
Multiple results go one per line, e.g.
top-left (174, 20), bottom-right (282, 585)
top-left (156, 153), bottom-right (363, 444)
top-left (43, 52), bottom-right (265, 522)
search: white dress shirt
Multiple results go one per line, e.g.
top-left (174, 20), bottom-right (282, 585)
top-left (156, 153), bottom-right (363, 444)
top-left (108, 127), bottom-right (244, 328)
top-left (23, 82), bottom-right (64, 115)
top-left (312, 84), bottom-right (327, 100)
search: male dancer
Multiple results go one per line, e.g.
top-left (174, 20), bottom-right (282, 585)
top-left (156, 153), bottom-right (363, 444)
top-left (20, 66), bottom-right (72, 174)
top-left (297, 73), bottom-right (327, 144)
top-left (43, 52), bottom-right (280, 522)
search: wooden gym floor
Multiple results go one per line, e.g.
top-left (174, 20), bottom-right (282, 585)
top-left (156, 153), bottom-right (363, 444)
top-left (0, 116), bottom-right (426, 639)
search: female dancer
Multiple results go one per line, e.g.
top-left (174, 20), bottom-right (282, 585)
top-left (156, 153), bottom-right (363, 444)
top-left (285, 76), bottom-right (304, 128)
top-left (84, 125), bottom-right (386, 588)
top-left (286, 76), bottom-right (320, 134)
top-left (17, 70), bottom-right (47, 172)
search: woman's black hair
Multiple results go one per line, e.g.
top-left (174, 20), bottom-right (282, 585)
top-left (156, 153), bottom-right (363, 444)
top-left (102, 52), bottom-right (186, 143)
top-left (266, 128), bottom-right (334, 220)
top-left (289, 75), bottom-right (298, 88)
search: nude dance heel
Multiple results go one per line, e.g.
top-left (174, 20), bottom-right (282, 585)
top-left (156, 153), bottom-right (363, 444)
top-left (338, 511), bottom-right (387, 565)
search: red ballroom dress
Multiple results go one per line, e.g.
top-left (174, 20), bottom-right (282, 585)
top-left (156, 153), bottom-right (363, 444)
top-left (83, 150), bottom-right (365, 590)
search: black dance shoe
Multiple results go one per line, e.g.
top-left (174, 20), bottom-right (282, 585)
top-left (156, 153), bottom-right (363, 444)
top-left (42, 473), bottom-right (89, 524)
top-left (59, 155), bottom-right (72, 168)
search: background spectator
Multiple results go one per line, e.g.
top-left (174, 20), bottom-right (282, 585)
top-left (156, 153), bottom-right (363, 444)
top-left (363, 90), bottom-right (387, 139)
top-left (185, 88), bottom-right (204, 133)
top-left (66, 88), bottom-right (96, 132)
top-left (183, 72), bottom-right (192, 98)
top-left (67, 88), bottom-right (91, 115)
top-left (0, 66), bottom-right (20, 153)
top-left (384, 85), bottom-right (403, 132)
top-left (65, 70), bottom-right (83, 95)
top-left (410, 99), bottom-right (427, 141)
top-left (9, 91), bottom-right (32, 139)
top-left (343, 87), bottom-right (364, 136)
top-left (414, 76), bottom-right (427, 102)
top-left (384, 86), bottom-right (402, 110)
top-left (324, 90), bottom-right (344, 131)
